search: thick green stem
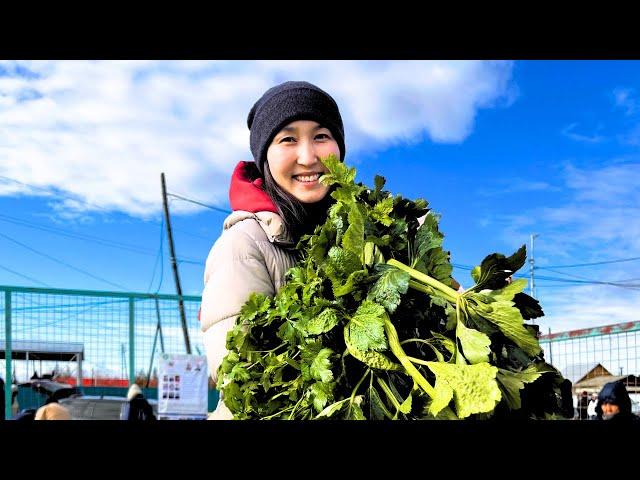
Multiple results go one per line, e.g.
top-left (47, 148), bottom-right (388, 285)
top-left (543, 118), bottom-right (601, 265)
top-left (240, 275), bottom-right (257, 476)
top-left (350, 368), bottom-right (371, 405)
top-left (288, 392), bottom-right (307, 420)
top-left (408, 280), bottom-right (458, 303)
top-left (406, 356), bottom-right (431, 367)
top-left (388, 259), bottom-right (460, 301)
top-left (370, 372), bottom-right (394, 420)
top-left (383, 314), bottom-right (436, 399)
top-left (376, 377), bottom-right (404, 414)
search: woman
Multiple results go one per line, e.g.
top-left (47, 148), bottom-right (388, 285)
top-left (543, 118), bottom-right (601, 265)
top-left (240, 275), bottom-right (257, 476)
top-left (200, 81), bottom-right (346, 419)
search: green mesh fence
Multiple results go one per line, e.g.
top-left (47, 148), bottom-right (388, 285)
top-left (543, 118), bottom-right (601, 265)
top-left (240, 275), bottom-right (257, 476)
top-left (1, 285), bottom-right (216, 419)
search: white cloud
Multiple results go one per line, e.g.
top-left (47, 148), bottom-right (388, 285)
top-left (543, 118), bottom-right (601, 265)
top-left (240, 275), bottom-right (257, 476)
top-left (613, 87), bottom-right (640, 116)
top-left (483, 160), bottom-right (640, 332)
top-left (536, 282), bottom-right (640, 334)
top-left (0, 60), bottom-right (515, 218)
top-left (561, 122), bottom-right (606, 144)
top-left (477, 178), bottom-right (560, 197)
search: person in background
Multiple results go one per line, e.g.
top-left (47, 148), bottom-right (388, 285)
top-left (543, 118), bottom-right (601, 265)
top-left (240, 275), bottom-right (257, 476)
top-left (595, 380), bottom-right (639, 422)
top-left (577, 390), bottom-right (589, 420)
top-left (123, 383), bottom-right (156, 421)
top-left (559, 379), bottom-right (575, 419)
top-left (587, 392), bottom-right (598, 420)
top-left (34, 395), bottom-right (71, 420)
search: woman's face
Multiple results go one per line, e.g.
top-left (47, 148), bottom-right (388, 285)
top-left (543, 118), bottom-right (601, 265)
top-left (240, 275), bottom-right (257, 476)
top-left (266, 120), bottom-right (340, 204)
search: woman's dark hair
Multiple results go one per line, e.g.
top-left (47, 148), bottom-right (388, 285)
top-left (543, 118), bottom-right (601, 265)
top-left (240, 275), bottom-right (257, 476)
top-left (263, 163), bottom-right (334, 244)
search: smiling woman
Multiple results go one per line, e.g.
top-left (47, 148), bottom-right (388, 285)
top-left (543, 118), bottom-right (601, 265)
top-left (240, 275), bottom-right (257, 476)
top-left (199, 81), bottom-right (346, 419)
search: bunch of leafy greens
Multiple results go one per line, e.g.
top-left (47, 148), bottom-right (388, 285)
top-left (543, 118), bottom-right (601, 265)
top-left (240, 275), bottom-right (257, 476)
top-left (218, 155), bottom-right (570, 420)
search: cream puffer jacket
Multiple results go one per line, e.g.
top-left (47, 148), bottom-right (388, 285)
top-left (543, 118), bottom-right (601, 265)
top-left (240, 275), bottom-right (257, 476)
top-left (200, 210), bottom-right (298, 419)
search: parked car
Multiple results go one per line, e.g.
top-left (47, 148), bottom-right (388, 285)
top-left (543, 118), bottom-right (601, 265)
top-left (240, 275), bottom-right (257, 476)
top-left (59, 394), bottom-right (158, 420)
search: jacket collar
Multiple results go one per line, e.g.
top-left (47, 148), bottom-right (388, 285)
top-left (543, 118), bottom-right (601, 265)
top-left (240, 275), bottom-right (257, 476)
top-left (224, 210), bottom-right (294, 247)
top-left (227, 162), bottom-right (294, 246)
top-left (229, 161), bottom-right (279, 214)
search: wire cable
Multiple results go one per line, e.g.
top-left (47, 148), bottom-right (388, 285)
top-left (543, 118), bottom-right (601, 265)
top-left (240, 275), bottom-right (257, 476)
top-left (0, 231), bottom-right (130, 291)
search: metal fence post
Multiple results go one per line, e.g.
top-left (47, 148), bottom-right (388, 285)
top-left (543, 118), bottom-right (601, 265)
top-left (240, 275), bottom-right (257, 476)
top-left (5, 290), bottom-right (12, 420)
top-left (129, 297), bottom-right (135, 386)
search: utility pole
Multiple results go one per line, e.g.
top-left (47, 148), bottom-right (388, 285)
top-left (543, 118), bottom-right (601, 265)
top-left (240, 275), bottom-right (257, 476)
top-left (529, 233), bottom-right (539, 300)
top-left (161, 173), bottom-right (192, 354)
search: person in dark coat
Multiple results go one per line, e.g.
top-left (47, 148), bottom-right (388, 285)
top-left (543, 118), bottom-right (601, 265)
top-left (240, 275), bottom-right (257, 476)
top-left (123, 383), bottom-right (156, 421)
top-left (577, 390), bottom-right (589, 420)
top-left (559, 379), bottom-right (575, 419)
top-left (595, 380), bottom-right (639, 421)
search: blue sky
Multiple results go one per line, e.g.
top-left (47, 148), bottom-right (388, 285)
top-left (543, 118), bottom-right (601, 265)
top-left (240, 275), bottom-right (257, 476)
top-left (1, 60), bottom-right (639, 334)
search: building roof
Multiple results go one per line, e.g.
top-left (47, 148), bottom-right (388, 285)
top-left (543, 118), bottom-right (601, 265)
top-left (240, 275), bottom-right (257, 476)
top-left (574, 374), bottom-right (640, 394)
top-left (0, 340), bottom-right (84, 361)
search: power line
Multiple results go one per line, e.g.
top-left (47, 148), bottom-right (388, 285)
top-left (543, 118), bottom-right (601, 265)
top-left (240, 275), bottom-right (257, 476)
top-left (1, 173), bottom-right (217, 243)
top-left (0, 213), bottom-right (204, 264)
top-left (0, 263), bottom-right (51, 287)
top-left (167, 192), bottom-right (231, 215)
top-left (536, 267), bottom-right (640, 289)
top-left (0, 213), bottom-right (154, 256)
top-left (539, 257), bottom-right (640, 269)
top-left (451, 264), bottom-right (640, 290)
top-left (147, 216), bottom-right (165, 293)
top-left (0, 231), bottom-right (130, 291)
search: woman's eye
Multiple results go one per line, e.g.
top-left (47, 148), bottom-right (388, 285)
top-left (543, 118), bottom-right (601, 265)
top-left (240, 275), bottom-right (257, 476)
top-left (280, 136), bottom-right (295, 143)
top-left (315, 133), bottom-right (331, 140)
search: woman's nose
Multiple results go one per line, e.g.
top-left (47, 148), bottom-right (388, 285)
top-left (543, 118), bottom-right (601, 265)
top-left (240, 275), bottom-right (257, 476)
top-left (297, 140), bottom-right (318, 165)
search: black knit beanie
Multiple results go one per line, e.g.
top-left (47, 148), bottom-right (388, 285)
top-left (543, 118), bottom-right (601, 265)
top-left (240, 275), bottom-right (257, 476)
top-left (247, 81), bottom-right (346, 175)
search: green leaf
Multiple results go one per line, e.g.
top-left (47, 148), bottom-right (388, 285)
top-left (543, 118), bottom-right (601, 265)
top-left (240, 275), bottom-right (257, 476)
top-left (371, 196), bottom-right (394, 227)
top-left (373, 175), bottom-right (386, 197)
top-left (428, 379), bottom-right (454, 417)
top-left (368, 265), bottom-right (410, 313)
top-left (496, 365), bottom-right (545, 410)
top-left (222, 382), bottom-right (243, 414)
top-left (229, 363), bottom-right (252, 382)
top-left (310, 348), bottom-right (334, 382)
top-left (426, 362), bottom-right (502, 419)
top-left (456, 319), bottom-right (491, 364)
top-left (471, 265), bottom-right (481, 284)
top-left (343, 203), bottom-right (366, 261)
top-left (368, 384), bottom-right (391, 420)
top-left (326, 246), bottom-right (361, 279)
top-left (513, 292), bottom-right (545, 320)
top-left (475, 245), bottom-right (527, 290)
top-left (305, 308), bottom-right (341, 335)
top-left (316, 398), bottom-right (351, 418)
top-left (332, 269), bottom-right (368, 298)
top-left (239, 292), bottom-right (271, 322)
top-left (413, 212), bottom-right (443, 265)
top-left (220, 351), bottom-right (240, 374)
top-left (348, 301), bottom-right (388, 351)
top-left (347, 399), bottom-right (366, 420)
top-left (344, 325), bottom-right (402, 371)
top-left (277, 320), bottom-right (298, 345)
top-left (487, 278), bottom-right (528, 302)
top-left (310, 381), bottom-right (334, 412)
top-left (320, 154), bottom-right (356, 186)
top-left (473, 297), bottom-right (541, 356)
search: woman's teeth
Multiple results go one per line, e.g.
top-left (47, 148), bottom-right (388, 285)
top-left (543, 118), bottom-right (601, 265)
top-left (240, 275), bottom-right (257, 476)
top-left (294, 173), bottom-right (320, 183)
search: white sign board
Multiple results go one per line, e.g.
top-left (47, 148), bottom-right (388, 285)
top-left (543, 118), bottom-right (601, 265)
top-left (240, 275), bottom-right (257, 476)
top-left (157, 353), bottom-right (208, 420)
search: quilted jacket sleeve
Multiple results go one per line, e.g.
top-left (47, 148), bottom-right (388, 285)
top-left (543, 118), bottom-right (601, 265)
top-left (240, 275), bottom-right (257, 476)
top-left (200, 222), bottom-right (275, 386)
